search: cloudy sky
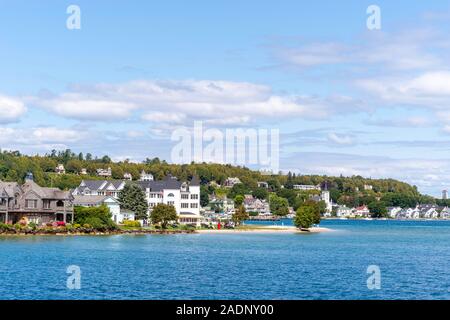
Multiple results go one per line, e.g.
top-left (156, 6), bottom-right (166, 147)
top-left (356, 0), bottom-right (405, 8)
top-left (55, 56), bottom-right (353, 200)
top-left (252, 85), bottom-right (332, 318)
top-left (1, 1), bottom-right (450, 196)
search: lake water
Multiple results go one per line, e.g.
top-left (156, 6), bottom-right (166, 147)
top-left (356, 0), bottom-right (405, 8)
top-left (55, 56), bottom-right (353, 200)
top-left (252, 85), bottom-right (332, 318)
top-left (1, 219), bottom-right (450, 300)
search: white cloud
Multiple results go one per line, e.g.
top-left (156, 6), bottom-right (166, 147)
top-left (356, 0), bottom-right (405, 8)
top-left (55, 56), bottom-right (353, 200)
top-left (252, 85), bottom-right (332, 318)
top-left (30, 80), bottom-right (365, 129)
top-left (275, 29), bottom-right (446, 72)
top-left (0, 95), bottom-right (27, 123)
top-left (327, 133), bottom-right (353, 145)
top-left (0, 127), bottom-right (82, 145)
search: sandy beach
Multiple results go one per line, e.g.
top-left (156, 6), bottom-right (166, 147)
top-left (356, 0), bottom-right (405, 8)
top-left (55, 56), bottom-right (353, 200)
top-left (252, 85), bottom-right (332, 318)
top-left (196, 226), bottom-right (333, 234)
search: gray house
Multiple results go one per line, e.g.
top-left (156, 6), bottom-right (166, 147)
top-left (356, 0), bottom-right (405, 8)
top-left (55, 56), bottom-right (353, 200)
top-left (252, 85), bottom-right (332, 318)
top-left (0, 173), bottom-right (74, 225)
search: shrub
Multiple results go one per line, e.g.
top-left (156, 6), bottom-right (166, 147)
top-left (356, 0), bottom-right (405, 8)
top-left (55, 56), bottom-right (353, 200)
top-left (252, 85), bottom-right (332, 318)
top-left (123, 220), bottom-right (141, 228)
top-left (73, 223), bottom-right (81, 229)
top-left (28, 222), bottom-right (38, 230)
top-left (74, 205), bottom-right (117, 231)
top-left (56, 221), bottom-right (66, 227)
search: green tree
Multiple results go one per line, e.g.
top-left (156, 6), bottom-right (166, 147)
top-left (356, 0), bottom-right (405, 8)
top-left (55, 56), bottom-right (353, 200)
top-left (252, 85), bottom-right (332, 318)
top-left (269, 194), bottom-right (290, 217)
top-left (294, 204), bottom-right (316, 229)
top-left (200, 185), bottom-right (210, 207)
top-left (117, 183), bottom-right (149, 220)
top-left (234, 195), bottom-right (244, 207)
top-left (253, 187), bottom-right (268, 200)
top-left (232, 205), bottom-right (249, 226)
top-left (368, 201), bottom-right (388, 218)
top-left (150, 203), bottom-right (178, 229)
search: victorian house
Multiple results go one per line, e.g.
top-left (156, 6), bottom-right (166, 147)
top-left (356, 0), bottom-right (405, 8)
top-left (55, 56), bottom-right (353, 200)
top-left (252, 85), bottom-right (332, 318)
top-left (0, 173), bottom-right (74, 224)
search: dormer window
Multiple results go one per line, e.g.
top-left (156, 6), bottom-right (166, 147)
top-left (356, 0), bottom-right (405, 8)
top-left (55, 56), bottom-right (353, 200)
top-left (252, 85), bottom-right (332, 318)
top-left (168, 193), bottom-right (175, 197)
top-left (56, 200), bottom-right (64, 207)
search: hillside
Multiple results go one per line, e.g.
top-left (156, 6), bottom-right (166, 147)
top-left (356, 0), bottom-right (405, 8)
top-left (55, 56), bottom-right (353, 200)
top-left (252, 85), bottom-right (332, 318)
top-left (0, 149), bottom-right (439, 208)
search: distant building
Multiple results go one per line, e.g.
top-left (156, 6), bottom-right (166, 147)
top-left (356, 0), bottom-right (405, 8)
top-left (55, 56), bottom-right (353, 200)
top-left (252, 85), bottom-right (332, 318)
top-left (80, 168), bottom-right (88, 175)
top-left (96, 167), bottom-right (112, 177)
top-left (123, 172), bottom-right (133, 181)
top-left (353, 205), bottom-right (370, 217)
top-left (293, 184), bottom-right (321, 191)
top-left (443, 190), bottom-right (448, 200)
top-left (364, 184), bottom-right (373, 191)
top-left (55, 164), bottom-right (66, 174)
top-left (224, 177), bottom-right (241, 188)
top-left (139, 170), bottom-right (154, 181)
top-left (336, 205), bottom-right (352, 217)
top-left (257, 181), bottom-right (269, 189)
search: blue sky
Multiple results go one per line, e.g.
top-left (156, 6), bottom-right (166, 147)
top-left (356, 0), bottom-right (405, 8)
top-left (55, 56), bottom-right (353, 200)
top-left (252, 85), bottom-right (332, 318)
top-left (1, 0), bottom-right (450, 196)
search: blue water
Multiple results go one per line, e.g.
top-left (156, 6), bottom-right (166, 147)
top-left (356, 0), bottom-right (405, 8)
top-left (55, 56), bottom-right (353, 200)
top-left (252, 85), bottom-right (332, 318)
top-left (1, 219), bottom-right (450, 300)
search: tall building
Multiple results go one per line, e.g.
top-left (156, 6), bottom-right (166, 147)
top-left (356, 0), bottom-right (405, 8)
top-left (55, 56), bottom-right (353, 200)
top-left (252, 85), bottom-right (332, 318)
top-left (443, 190), bottom-right (448, 200)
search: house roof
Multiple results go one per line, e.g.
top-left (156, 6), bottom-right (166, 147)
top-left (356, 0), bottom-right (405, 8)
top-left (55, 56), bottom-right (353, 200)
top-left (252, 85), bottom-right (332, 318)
top-left (22, 180), bottom-right (72, 200)
top-left (73, 195), bottom-right (117, 206)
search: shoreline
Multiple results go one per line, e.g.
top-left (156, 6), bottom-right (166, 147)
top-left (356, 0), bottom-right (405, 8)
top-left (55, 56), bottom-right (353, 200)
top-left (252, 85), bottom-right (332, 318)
top-left (0, 226), bottom-right (333, 236)
top-left (196, 226), bottom-right (333, 234)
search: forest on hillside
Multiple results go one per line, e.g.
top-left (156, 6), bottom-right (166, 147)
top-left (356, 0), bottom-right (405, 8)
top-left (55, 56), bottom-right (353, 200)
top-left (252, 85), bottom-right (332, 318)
top-left (0, 149), bottom-right (442, 208)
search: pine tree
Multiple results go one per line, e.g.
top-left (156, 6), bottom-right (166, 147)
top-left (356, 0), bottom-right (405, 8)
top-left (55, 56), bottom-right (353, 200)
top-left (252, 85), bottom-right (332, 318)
top-left (118, 183), bottom-right (149, 220)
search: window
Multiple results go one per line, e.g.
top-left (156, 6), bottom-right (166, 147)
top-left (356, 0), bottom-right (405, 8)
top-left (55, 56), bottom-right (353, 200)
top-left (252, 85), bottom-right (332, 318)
top-left (43, 200), bottom-right (51, 209)
top-left (190, 194), bottom-right (199, 200)
top-left (56, 200), bottom-right (64, 207)
top-left (25, 199), bottom-right (37, 209)
top-left (181, 203), bottom-right (189, 208)
top-left (190, 203), bottom-right (198, 209)
top-left (181, 194), bottom-right (189, 199)
top-left (168, 201), bottom-right (175, 206)
top-left (167, 193), bottom-right (175, 197)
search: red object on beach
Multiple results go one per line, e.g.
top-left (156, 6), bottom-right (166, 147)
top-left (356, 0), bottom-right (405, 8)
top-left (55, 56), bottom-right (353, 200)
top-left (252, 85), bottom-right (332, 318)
top-left (217, 222), bottom-right (221, 230)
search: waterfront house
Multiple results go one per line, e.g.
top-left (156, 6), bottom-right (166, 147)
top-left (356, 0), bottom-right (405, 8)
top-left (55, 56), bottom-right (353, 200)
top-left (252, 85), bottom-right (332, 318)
top-left (353, 205), bottom-right (370, 217)
top-left (74, 175), bottom-right (202, 226)
top-left (73, 180), bottom-right (126, 199)
top-left (0, 173), bottom-right (74, 225)
top-left (138, 175), bottom-right (202, 226)
top-left (243, 195), bottom-right (270, 215)
top-left (80, 168), bottom-right (88, 175)
top-left (73, 194), bottom-right (135, 224)
top-left (440, 207), bottom-right (450, 219)
top-left (336, 205), bottom-right (352, 217)
top-left (387, 207), bottom-right (402, 219)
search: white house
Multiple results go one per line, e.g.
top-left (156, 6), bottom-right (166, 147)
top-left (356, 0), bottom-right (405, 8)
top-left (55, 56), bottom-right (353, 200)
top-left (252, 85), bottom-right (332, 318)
top-left (387, 207), bottom-right (402, 219)
top-left (293, 184), bottom-right (321, 191)
top-left (224, 177), bottom-right (241, 188)
top-left (55, 164), bottom-right (66, 174)
top-left (123, 172), bottom-right (133, 181)
top-left (336, 205), bottom-right (352, 217)
top-left (96, 167), bottom-right (112, 177)
top-left (139, 170), bottom-right (154, 181)
top-left (353, 205), bottom-right (370, 217)
top-left (137, 175), bottom-right (202, 227)
top-left (73, 195), bottom-right (135, 224)
top-left (73, 180), bottom-right (126, 199)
